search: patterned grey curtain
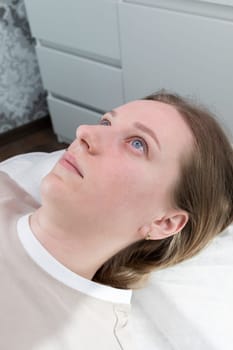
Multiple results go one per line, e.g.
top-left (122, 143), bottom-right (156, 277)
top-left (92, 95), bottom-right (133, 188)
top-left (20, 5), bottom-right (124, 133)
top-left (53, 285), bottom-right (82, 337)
top-left (0, 0), bottom-right (48, 134)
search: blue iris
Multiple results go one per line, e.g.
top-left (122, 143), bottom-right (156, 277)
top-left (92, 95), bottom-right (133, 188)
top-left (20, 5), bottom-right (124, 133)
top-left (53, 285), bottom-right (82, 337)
top-left (132, 139), bottom-right (144, 151)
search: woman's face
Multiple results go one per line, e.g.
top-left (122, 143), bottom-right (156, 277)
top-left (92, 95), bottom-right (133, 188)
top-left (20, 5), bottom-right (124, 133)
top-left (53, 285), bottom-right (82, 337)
top-left (41, 100), bottom-right (193, 246)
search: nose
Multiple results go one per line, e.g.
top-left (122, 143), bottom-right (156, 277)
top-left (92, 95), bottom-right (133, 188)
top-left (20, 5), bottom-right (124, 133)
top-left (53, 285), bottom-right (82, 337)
top-left (75, 124), bottom-right (100, 155)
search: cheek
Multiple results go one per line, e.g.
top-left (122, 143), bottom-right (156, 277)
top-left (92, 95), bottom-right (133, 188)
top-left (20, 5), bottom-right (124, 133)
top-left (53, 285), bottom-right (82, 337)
top-left (94, 162), bottom-right (153, 211)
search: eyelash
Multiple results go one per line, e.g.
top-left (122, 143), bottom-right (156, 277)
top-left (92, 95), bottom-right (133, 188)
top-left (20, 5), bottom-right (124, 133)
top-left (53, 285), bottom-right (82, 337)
top-left (99, 118), bottom-right (148, 155)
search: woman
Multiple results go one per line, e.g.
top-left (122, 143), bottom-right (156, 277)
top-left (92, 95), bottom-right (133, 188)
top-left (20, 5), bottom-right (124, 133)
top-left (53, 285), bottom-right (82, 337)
top-left (1, 91), bottom-right (232, 349)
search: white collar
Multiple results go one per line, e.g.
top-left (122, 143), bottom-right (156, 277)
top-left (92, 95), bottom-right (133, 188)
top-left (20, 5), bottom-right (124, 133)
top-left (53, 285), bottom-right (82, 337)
top-left (17, 213), bottom-right (132, 304)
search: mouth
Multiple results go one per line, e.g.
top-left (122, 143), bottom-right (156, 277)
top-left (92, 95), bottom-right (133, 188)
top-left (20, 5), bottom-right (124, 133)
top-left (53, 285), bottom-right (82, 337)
top-left (59, 152), bottom-right (84, 178)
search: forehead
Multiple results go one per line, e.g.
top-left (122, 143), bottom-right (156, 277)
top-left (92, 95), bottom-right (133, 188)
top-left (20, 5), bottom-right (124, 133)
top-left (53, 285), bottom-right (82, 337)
top-left (114, 99), bottom-right (181, 123)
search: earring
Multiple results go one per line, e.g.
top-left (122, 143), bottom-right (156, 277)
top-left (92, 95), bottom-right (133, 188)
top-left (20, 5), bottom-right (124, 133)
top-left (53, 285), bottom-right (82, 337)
top-left (145, 233), bottom-right (151, 240)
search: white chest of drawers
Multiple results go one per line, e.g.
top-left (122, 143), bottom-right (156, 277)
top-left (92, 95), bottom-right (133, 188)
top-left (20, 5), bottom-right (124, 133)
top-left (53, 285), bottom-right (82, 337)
top-left (25, 0), bottom-right (233, 142)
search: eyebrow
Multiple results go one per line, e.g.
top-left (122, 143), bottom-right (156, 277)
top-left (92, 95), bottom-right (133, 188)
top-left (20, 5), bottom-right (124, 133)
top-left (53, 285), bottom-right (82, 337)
top-left (108, 110), bottom-right (161, 151)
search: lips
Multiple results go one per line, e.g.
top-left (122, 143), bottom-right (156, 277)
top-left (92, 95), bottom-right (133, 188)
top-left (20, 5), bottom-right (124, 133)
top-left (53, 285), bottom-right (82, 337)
top-left (60, 152), bottom-right (84, 178)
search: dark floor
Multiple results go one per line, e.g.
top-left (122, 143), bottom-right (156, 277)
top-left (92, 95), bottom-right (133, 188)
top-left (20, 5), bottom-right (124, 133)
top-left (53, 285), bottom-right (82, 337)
top-left (0, 116), bottom-right (69, 162)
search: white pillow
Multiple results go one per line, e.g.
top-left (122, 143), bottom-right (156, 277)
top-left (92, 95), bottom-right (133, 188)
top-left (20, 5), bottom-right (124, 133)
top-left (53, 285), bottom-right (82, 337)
top-left (1, 151), bottom-right (233, 350)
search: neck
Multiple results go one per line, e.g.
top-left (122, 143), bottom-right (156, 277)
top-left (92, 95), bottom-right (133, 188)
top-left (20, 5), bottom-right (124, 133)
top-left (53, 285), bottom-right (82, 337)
top-left (30, 207), bottom-right (115, 280)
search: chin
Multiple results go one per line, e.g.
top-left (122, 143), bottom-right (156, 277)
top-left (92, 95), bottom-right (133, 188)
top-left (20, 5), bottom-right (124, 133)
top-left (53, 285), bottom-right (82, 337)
top-left (40, 171), bottom-right (65, 201)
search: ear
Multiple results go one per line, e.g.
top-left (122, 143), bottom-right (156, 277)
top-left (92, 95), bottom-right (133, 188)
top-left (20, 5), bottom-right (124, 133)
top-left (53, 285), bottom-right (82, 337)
top-left (140, 210), bottom-right (189, 240)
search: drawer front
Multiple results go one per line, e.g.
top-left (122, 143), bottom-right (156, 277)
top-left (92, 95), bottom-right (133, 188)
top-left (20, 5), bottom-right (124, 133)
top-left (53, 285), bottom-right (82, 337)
top-left (37, 46), bottom-right (124, 111)
top-left (48, 96), bottom-right (103, 142)
top-left (24, 0), bottom-right (121, 61)
top-left (123, 1), bottom-right (233, 21)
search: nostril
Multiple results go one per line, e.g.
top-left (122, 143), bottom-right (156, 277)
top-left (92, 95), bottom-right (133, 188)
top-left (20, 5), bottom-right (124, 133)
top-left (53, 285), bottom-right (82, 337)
top-left (80, 137), bottom-right (89, 150)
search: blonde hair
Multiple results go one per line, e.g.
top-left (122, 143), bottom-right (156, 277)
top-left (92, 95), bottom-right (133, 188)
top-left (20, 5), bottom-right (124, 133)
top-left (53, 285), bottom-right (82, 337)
top-left (93, 91), bottom-right (233, 289)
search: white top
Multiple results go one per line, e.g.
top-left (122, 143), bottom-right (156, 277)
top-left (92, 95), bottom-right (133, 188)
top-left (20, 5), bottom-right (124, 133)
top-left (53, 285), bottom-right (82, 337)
top-left (17, 213), bottom-right (132, 305)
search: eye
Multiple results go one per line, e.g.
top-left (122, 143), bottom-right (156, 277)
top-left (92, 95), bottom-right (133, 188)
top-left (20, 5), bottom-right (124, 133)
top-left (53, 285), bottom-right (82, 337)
top-left (131, 137), bottom-right (148, 153)
top-left (99, 118), bottom-right (111, 126)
